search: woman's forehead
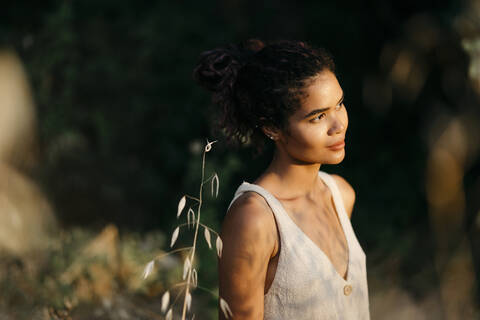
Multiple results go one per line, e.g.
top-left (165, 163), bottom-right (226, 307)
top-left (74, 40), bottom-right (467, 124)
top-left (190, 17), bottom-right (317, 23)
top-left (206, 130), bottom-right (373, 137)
top-left (299, 72), bottom-right (342, 111)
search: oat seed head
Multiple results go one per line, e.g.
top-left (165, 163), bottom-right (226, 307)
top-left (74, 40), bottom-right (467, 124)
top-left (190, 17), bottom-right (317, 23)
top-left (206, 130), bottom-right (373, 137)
top-left (188, 208), bottom-right (195, 228)
top-left (177, 196), bottom-right (186, 218)
top-left (166, 308), bottom-right (173, 320)
top-left (211, 173), bottom-right (219, 198)
top-left (204, 227), bottom-right (212, 249)
top-left (186, 292), bottom-right (192, 311)
top-left (142, 260), bottom-right (155, 279)
top-left (216, 236), bottom-right (223, 258)
top-left (192, 268), bottom-right (198, 288)
top-left (183, 257), bottom-right (191, 280)
top-left (170, 226), bottom-right (180, 248)
top-left (220, 297), bottom-right (233, 319)
top-left (161, 291), bottom-right (170, 313)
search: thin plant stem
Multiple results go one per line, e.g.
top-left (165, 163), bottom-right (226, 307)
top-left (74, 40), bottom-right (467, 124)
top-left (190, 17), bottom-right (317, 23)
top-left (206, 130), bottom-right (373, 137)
top-left (195, 285), bottom-right (219, 298)
top-left (181, 150), bottom-right (206, 320)
top-left (169, 281), bottom-right (188, 291)
top-left (198, 223), bottom-right (219, 237)
top-left (171, 285), bottom-right (187, 309)
top-left (185, 195), bottom-right (201, 202)
top-left (175, 222), bottom-right (219, 237)
top-left (201, 173), bottom-right (216, 185)
top-left (154, 247), bottom-right (193, 261)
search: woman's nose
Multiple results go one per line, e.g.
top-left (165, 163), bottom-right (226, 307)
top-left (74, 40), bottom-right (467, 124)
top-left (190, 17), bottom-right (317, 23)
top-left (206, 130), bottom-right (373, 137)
top-left (328, 117), bottom-right (345, 135)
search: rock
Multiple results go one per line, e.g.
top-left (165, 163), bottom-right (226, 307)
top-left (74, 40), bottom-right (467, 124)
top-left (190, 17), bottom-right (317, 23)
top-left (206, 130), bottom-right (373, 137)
top-left (0, 49), bottom-right (57, 256)
top-left (0, 49), bottom-right (38, 171)
top-left (0, 163), bottom-right (57, 255)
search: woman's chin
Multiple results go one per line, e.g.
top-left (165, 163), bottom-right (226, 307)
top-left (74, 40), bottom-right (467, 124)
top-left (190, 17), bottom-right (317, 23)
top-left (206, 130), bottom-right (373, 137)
top-left (326, 151), bottom-right (346, 164)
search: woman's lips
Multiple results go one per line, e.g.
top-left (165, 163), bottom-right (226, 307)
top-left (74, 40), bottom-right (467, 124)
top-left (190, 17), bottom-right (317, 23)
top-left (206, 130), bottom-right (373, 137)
top-left (327, 140), bottom-right (345, 150)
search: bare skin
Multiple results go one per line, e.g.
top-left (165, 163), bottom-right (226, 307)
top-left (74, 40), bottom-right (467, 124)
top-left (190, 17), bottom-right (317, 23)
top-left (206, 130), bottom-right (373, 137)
top-left (218, 71), bottom-right (355, 320)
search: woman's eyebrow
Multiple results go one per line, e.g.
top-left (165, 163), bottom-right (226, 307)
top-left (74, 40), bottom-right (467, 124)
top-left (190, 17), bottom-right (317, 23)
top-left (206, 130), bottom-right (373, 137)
top-left (303, 107), bottom-right (330, 119)
top-left (302, 92), bottom-right (344, 119)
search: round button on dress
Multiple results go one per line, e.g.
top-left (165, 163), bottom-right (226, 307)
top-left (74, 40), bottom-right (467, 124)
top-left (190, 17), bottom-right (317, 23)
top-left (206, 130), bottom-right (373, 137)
top-left (344, 284), bottom-right (353, 296)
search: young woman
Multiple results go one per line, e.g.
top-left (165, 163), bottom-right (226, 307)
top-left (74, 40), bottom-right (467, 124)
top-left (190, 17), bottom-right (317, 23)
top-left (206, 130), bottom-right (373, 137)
top-left (194, 40), bottom-right (370, 320)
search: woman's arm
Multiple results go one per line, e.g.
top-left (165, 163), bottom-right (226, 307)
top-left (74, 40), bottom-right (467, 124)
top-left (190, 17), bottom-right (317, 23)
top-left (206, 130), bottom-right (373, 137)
top-left (218, 193), bottom-right (278, 320)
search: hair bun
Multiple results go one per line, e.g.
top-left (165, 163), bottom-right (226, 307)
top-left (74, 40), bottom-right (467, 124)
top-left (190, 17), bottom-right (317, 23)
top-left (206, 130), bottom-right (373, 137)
top-left (193, 48), bottom-right (240, 93)
top-left (240, 39), bottom-right (265, 53)
top-left (193, 39), bottom-right (265, 93)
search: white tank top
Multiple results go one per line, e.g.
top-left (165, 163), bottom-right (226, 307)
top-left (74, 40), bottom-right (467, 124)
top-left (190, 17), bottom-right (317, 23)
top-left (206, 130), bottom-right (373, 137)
top-left (227, 171), bottom-right (370, 319)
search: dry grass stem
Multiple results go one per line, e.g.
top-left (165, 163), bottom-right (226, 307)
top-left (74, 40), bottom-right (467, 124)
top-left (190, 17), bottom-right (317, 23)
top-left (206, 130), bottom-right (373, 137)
top-left (204, 139), bottom-right (217, 152)
top-left (154, 246), bottom-right (192, 261)
top-left (174, 222), bottom-right (219, 236)
top-left (142, 139), bottom-right (229, 319)
top-left (184, 195), bottom-right (200, 202)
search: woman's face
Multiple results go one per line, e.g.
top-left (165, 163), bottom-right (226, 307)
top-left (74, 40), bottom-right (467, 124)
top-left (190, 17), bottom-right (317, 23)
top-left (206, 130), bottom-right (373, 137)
top-left (275, 70), bottom-right (348, 165)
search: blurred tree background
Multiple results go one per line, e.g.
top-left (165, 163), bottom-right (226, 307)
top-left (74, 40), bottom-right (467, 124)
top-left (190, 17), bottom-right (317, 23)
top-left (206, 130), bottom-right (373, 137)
top-left (0, 0), bottom-right (479, 319)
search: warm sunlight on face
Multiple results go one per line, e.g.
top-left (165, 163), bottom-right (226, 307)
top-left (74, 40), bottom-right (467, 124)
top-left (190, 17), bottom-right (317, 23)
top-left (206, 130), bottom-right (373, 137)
top-left (277, 70), bottom-right (348, 165)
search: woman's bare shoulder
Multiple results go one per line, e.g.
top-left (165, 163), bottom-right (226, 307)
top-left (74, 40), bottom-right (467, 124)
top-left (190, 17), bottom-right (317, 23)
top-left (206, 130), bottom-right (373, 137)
top-left (222, 192), bottom-right (277, 254)
top-left (330, 174), bottom-right (356, 219)
top-left (223, 192), bottom-right (277, 240)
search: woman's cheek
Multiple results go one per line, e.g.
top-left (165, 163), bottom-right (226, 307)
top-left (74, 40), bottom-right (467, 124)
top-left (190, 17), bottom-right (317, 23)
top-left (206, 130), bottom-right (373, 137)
top-left (342, 108), bottom-right (349, 130)
top-left (305, 126), bottom-right (327, 148)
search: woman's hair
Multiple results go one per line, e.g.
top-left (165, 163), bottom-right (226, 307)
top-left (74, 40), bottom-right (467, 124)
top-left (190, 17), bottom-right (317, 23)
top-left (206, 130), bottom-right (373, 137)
top-left (193, 39), bottom-right (335, 153)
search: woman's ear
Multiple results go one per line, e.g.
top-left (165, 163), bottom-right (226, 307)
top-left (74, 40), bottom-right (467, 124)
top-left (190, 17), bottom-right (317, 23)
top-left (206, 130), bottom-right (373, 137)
top-left (261, 126), bottom-right (280, 141)
top-left (258, 117), bottom-right (281, 141)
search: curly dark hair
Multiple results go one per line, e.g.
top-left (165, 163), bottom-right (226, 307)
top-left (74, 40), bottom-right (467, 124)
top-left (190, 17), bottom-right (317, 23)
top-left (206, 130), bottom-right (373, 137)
top-left (193, 39), bottom-right (335, 153)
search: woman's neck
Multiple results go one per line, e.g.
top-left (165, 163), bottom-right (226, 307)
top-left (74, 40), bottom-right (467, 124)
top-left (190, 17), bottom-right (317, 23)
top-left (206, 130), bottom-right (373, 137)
top-left (254, 149), bottom-right (323, 200)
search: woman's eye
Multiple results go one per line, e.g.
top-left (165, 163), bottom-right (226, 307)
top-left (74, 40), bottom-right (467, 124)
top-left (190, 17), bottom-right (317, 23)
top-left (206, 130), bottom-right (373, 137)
top-left (311, 113), bottom-right (326, 121)
top-left (310, 101), bottom-right (344, 122)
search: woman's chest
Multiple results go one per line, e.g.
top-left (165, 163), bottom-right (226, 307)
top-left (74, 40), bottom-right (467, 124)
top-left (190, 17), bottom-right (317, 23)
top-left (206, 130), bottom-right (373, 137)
top-left (281, 196), bottom-right (349, 278)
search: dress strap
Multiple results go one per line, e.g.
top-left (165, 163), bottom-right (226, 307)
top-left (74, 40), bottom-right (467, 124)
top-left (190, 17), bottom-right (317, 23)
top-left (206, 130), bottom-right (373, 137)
top-left (317, 171), bottom-right (355, 244)
top-left (227, 182), bottom-right (294, 236)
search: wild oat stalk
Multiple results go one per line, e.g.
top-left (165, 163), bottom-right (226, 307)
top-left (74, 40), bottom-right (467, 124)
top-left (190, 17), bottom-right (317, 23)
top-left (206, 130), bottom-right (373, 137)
top-left (142, 139), bottom-right (232, 320)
